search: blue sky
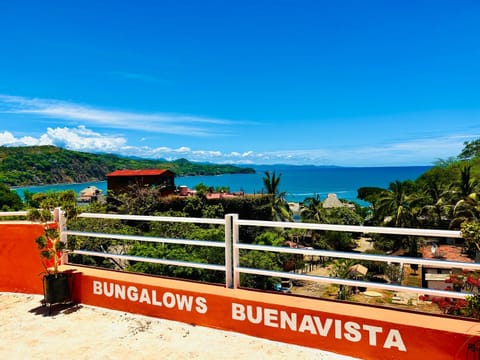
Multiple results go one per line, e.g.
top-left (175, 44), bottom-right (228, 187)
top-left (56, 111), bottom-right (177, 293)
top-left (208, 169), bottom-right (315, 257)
top-left (0, 1), bottom-right (479, 166)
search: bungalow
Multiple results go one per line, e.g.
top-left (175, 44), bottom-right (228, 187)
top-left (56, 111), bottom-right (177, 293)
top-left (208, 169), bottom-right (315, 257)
top-left (78, 186), bottom-right (104, 203)
top-left (322, 193), bottom-right (344, 208)
top-left (322, 193), bottom-right (356, 210)
top-left (106, 169), bottom-right (176, 196)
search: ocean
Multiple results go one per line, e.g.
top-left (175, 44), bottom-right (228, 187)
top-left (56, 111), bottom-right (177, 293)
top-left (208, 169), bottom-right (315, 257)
top-left (13, 165), bottom-right (431, 206)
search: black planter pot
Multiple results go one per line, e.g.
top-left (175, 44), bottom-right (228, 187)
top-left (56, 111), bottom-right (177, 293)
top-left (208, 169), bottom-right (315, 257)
top-left (42, 273), bottom-right (72, 312)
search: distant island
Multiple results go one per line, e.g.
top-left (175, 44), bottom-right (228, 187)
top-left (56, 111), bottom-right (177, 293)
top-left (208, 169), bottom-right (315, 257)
top-left (0, 145), bottom-right (255, 187)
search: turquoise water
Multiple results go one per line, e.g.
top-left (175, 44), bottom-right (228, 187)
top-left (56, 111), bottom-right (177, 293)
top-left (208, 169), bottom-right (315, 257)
top-left (13, 165), bottom-right (431, 205)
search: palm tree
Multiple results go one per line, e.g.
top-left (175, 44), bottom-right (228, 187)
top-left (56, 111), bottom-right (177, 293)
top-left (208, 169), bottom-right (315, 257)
top-left (451, 194), bottom-right (480, 229)
top-left (262, 171), bottom-right (292, 221)
top-left (300, 194), bottom-right (327, 223)
top-left (376, 180), bottom-right (419, 228)
top-left (299, 194), bottom-right (327, 248)
top-left (418, 178), bottom-right (453, 229)
top-left (458, 165), bottom-right (478, 198)
top-left (449, 165), bottom-right (480, 229)
top-left (375, 180), bottom-right (421, 256)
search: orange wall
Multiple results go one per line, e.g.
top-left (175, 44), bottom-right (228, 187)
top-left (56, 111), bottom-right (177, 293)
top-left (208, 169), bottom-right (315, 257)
top-left (0, 223), bottom-right (46, 294)
top-left (68, 267), bottom-right (480, 360)
top-left (1, 222), bottom-right (479, 360)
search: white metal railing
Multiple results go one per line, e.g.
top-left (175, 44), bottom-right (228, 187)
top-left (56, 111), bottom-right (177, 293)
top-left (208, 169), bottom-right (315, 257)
top-left (4, 210), bottom-right (477, 301)
top-left (231, 218), bottom-right (477, 300)
top-left (64, 212), bottom-right (231, 286)
top-left (0, 211), bottom-right (28, 217)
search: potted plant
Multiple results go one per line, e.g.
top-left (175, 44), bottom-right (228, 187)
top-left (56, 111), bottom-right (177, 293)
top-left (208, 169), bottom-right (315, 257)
top-left (27, 190), bottom-right (79, 312)
top-left (27, 208), bottom-right (71, 311)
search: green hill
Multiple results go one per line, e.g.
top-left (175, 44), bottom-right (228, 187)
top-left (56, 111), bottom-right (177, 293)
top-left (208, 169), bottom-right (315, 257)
top-left (0, 146), bottom-right (255, 186)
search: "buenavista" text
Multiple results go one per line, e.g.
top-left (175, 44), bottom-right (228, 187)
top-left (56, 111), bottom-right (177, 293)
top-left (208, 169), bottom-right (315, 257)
top-left (232, 303), bottom-right (406, 352)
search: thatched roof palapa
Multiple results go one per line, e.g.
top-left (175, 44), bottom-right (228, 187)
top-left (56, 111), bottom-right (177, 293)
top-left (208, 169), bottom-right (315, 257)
top-left (322, 193), bottom-right (343, 208)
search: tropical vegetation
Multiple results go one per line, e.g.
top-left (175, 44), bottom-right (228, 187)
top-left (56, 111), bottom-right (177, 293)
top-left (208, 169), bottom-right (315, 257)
top-left (357, 138), bottom-right (480, 256)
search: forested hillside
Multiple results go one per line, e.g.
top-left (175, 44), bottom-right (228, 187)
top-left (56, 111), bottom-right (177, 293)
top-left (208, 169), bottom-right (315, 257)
top-left (0, 145), bottom-right (254, 186)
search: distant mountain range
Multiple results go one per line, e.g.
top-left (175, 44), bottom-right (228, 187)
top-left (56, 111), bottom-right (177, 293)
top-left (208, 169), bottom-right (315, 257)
top-left (246, 164), bottom-right (342, 172)
top-left (0, 145), bottom-right (255, 187)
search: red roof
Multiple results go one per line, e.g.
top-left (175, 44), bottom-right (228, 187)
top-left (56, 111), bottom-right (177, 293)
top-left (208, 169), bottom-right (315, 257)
top-left (421, 244), bottom-right (473, 263)
top-left (107, 169), bottom-right (174, 177)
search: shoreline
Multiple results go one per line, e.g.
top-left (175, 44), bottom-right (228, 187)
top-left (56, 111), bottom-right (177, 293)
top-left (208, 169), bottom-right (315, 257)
top-left (11, 166), bottom-right (430, 205)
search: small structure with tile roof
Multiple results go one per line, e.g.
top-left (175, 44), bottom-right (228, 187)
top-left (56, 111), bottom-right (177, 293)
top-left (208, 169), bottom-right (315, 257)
top-left (420, 244), bottom-right (474, 290)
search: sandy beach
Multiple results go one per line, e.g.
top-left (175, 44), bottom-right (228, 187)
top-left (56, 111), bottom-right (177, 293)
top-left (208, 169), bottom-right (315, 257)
top-left (0, 292), bottom-right (359, 360)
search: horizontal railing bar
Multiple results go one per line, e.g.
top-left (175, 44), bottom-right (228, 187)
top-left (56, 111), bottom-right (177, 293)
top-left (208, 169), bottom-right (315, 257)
top-left (72, 250), bottom-right (225, 272)
top-left (65, 230), bottom-right (225, 248)
top-left (235, 219), bottom-right (462, 238)
top-left (0, 211), bottom-right (28, 217)
top-left (236, 243), bottom-right (480, 270)
top-left (77, 212), bottom-right (225, 225)
top-left (236, 267), bottom-right (471, 300)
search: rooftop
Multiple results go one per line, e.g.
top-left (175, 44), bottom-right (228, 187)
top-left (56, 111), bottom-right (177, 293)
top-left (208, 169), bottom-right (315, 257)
top-left (421, 244), bottom-right (474, 263)
top-left (107, 169), bottom-right (174, 177)
top-left (0, 292), bottom-right (356, 360)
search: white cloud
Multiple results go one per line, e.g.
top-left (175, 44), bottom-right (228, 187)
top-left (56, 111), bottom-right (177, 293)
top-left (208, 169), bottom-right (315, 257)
top-left (176, 147), bottom-right (191, 153)
top-left (0, 130), bottom-right (53, 146)
top-left (0, 125), bottom-right (476, 166)
top-left (0, 94), bottom-right (234, 137)
top-left (0, 131), bottom-right (19, 144)
top-left (0, 127), bottom-right (126, 152)
top-left (44, 126), bottom-right (127, 151)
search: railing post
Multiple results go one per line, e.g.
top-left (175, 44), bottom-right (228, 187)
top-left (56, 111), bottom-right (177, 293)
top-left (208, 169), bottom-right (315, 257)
top-left (54, 207), bottom-right (68, 265)
top-left (231, 214), bottom-right (240, 289)
top-left (224, 214), bottom-right (233, 288)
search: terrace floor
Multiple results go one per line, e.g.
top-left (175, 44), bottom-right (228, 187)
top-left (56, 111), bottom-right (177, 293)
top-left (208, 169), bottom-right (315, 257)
top-left (0, 292), bottom-right (359, 360)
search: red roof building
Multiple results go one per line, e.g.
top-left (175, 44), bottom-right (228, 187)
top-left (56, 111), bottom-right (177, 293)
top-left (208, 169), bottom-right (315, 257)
top-left (106, 169), bottom-right (176, 196)
top-left (420, 244), bottom-right (473, 290)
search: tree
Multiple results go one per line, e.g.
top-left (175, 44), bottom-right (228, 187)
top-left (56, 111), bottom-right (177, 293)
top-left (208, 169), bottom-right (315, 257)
top-left (450, 165), bottom-right (480, 229)
top-left (27, 190), bottom-right (78, 220)
top-left (239, 231), bottom-right (290, 290)
top-left (262, 171), bottom-right (292, 221)
top-left (375, 180), bottom-right (421, 256)
top-left (458, 139), bottom-right (480, 160)
top-left (451, 194), bottom-right (480, 229)
top-left (461, 222), bottom-right (480, 258)
top-left (329, 259), bottom-right (358, 300)
top-left (376, 180), bottom-right (419, 228)
top-left (300, 194), bottom-right (327, 223)
top-left (0, 183), bottom-right (23, 211)
top-left (357, 187), bottom-right (385, 208)
top-left (126, 214), bottom-right (226, 283)
top-left (418, 177), bottom-right (453, 229)
top-left (109, 184), bottom-right (165, 215)
top-left (326, 206), bottom-right (363, 226)
top-left (456, 165), bottom-right (478, 198)
top-left (433, 157), bottom-right (458, 168)
top-left (194, 183), bottom-right (210, 195)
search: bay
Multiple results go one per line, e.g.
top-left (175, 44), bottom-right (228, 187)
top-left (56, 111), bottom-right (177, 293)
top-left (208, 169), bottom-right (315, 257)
top-left (13, 165), bottom-right (431, 205)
